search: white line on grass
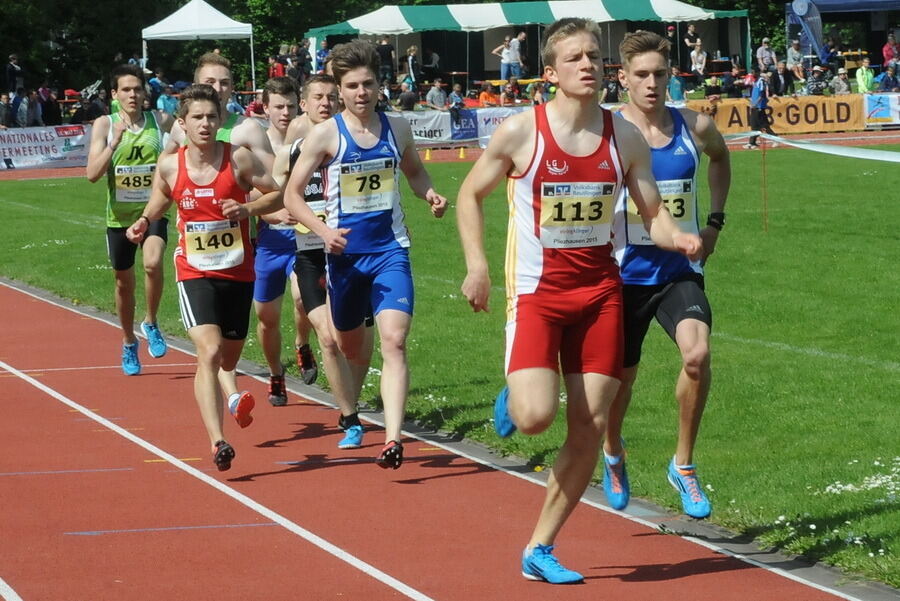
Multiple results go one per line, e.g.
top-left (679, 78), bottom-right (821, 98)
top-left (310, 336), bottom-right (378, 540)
top-left (0, 576), bottom-right (24, 601)
top-left (0, 358), bottom-right (436, 601)
top-left (0, 280), bottom-right (871, 601)
top-left (714, 333), bottom-right (900, 372)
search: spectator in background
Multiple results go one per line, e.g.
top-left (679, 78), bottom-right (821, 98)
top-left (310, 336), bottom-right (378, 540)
top-left (806, 65), bottom-right (829, 95)
top-left (0, 92), bottom-right (11, 128)
top-left (397, 81), bottom-right (418, 111)
top-left (747, 71), bottom-right (773, 149)
top-left (830, 67), bottom-right (851, 95)
top-left (770, 61), bottom-right (794, 96)
top-left (376, 37), bottom-right (396, 84)
top-left (741, 68), bottom-right (758, 97)
top-left (506, 75), bottom-right (522, 98)
top-left (529, 81), bottom-right (547, 104)
top-left (26, 89), bottom-right (42, 126)
top-left (148, 70), bottom-right (166, 105)
top-left (226, 93), bottom-right (244, 114)
top-left (500, 82), bottom-right (520, 106)
top-left (478, 81), bottom-right (498, 106)
top-left (85, 88), bottom-right (109, 122)
top-left (666, 25), bottom-right (679, 67)
top-left (268, 55), bottom-right (285, 79)
top-left (316, 40), bottom-right (330, 73)
top-left (690, 42), bottom-right (708, 89)
top-left (599, 71), bottom-right (620, 104)
top-left (667, 66), bottom-right (685, 101)
top-left (819, 40), bottom-right (839, 74)
top-left (300, 39), bottom-right (313, 82)
top-left (448, 82), bottom-right (465, 124)
top-left (404, 45), bottom-right (422, 86)
top-left (7, 55), bottom-right (25, 94)
top-left (244, 90), bottom-right (265, 117)
top-left (757, 37), bottom-right (777, 73)
top-left (857, 57), bottom-right (875, 94)
top-left (423, 48), bottom-right (440, 80)
top-left (879, 65), bottom-right (900, 92)
top-left (682, 23), bottom-right (699, 73)
top-left (882, 34), bottom-right (899, 69)
top-left (38, 83), bottom-right (61, 125)
top-left (786, 39), bottom-right (805, 82)
top-left (156, 84), bottom-right (178, 115)
top-left (705, 74), bottom-right (722, 100)
top-left (721, 65), bottom-right (743, 98)
top-left (492, 36), bottom-right (513, 81)
top-left (508, 31), bottom-right (527, 78)
top-left (425, 78), bottom-right (448, 110)
top-left (11, 88), bottom-right (27, 127)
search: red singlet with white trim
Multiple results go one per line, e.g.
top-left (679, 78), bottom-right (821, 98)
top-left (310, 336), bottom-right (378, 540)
top-left (505, 103), bottom-right (624, 298)
top-left (172, 143), bottom-right (255, 282)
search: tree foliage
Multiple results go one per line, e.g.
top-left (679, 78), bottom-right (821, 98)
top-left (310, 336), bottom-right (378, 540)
top-left (1, 0), bottom-right (786, 92)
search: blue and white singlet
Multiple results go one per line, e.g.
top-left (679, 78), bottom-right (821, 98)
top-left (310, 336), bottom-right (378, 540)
top-left (323, 112), bottom-right (408, 254)
top-left (614, 107), bottom-right (701, 285)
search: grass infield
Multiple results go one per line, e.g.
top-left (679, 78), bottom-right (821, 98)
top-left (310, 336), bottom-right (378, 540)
top-left (0, 146), bottom-right (897, 588)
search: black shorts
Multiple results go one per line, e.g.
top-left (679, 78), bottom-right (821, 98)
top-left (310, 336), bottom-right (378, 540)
top-left (106, 218), bottom-right (169, 271)
top-left (622, 273), bottom-right (712, 368)
top-left (294, 247), bottom-right (374, 326)
top-left (176, 278), bottom-right (254, 340)
top-left (293, 248), bottom-right (328, 314)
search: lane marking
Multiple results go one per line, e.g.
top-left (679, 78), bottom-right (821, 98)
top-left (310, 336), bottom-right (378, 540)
top-left (0, 576), bottom-right (24, 601)
top-left (5, 363), bottom-right (196, 374)
top-left (0, 359), bottom-right (436, 601)
top-left (0, 279), bottom-right (871, 601)
top-left (0, 468), bottom-right (133, 477)
top-left (714, 333), bottom-right (900, 372)
top-left (144, 458), bottom-right (201, 463)
top-left (65, 523), bottom-right (279, 536)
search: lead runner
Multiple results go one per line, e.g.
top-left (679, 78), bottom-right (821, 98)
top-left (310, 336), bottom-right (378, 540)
top-left (127, 84), bottom-right (282, 471)
top-left (457, 18), bottom-right (701, 583)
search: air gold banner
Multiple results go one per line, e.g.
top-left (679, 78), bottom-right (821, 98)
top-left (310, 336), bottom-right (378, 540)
top-left (685, 95), bottom-right (865, 134)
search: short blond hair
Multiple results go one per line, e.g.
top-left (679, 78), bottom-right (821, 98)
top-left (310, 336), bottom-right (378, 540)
top-left (541, 18), bottom-right (602, 68)
top-left (194, 52), bottom-right (231, 81)
top-left (619, 31), bottom-right (671, 68)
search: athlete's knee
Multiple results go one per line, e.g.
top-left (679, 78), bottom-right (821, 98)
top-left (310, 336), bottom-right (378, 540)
top-left (681, 341), bottom-right (710, 380)
top-left (378, 327), bottom-right (408, 356)
top-left (566, 411), bottom-right (606, 451)
top-left (143, 259), bottom-right (162, 280)
top-left (515, 404), bottom-right (556, 435)
top-left (194, 339), bottom-right (224, 369)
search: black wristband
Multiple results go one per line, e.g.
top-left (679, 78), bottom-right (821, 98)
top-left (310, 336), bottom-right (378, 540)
top-left (707, 212), bottom-right (725, 231)
top-left (138, 215), bottom-right (150, 225)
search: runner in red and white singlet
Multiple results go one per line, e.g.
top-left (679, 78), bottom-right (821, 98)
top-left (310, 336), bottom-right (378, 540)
top-left (127, 84), bottom-right (282, 473)
top-left (457, 18), bottom-right (703, 584)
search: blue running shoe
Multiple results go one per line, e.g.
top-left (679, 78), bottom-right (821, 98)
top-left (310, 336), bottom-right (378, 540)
top-left (338, 425), bottom-right (364, 449)
top-left (667, 458), bottom-right (711, 519)
top-left (141, 322), bottom-right (168, 358)
top-left (602, 451), bottom-right (630, 510)
top-left (122, 341), bottom-right (141, 376)
top-left (493, 386), bottom-right (516, 438)
top-left (521, 544), bottom-right (583, 584)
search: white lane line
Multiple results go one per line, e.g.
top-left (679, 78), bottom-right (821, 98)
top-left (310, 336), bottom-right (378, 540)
top-left (0, 576), bottom-right (24, 601)
top-left (0, 280), bottom-right (870, 601)
top-left (0, 359), bottom-right (436, 601)
top-left (714, 333), bottom-right (900, 372)
top-left (3, 363), bottom-right (196, 374)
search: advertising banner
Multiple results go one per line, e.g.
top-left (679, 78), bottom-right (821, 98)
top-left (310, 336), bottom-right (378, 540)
top-left (864, 93), bottom-right (900, 126)
top-left (476, 106), bottom-right (530, 148)
top-left (0, 124), bottom-right (91, 170)
top-left (686, 95), bottom-right (865, 134)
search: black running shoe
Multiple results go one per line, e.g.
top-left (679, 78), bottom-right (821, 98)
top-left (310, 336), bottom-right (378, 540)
top-left (376, 440), bottom-right (403, 470)
top-left (213, 440), bottom-right (235, 472)
top-left (268, 374), bottom-right (287, 406)
top-left (296, 344), bottom-right (318, 385)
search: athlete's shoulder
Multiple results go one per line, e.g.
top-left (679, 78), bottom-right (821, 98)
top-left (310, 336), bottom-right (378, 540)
top-left (490, 108), bottom-right (535, 148)
top-left (678, 107), bottom-right (724, 152)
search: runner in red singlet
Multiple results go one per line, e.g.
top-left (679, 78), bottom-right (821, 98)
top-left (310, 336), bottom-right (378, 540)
top-left (126, 84), bottom-right (283, 472)
top-left (457, 19), bottom-right (702, 583)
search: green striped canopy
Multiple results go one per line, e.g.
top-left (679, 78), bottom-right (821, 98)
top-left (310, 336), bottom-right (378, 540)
top-left (305, 0), bottom-right (747, 38)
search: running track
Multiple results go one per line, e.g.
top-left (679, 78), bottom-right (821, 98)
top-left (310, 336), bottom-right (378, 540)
top-left (0, 281), bottom-right (883, 601)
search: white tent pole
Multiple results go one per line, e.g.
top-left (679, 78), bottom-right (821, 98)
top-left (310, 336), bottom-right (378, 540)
top-left (250, 29), bottom-right (256, 91)
top-left (142, 39), bottom-right (148, 70)
top-left (466, 32), bottom-right (470, 90)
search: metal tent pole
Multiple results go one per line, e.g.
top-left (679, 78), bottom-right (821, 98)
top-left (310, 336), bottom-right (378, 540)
top-left (250, 30), bottom-right (256, 91)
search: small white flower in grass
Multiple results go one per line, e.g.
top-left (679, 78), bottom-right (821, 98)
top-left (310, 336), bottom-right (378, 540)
top-left (705, 484), bottom-right (714, 491)
top-left (879, 549), bottom-right (885, 555)
top-left (869, 552), bottom-right (875, 557)
top-left (809, 524), bottom-right (816, 530)
top-left (777, 515), bottom-right (786, 523)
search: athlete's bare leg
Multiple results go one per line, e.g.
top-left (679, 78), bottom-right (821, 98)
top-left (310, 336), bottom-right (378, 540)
top-left (306, 304), bottom-right (358, 416)
top-left (373, 309), bottom-right (411, 443)
top-left (255, 296), bottom-right (285, 375)
top-left (140, 235), bottom-right (166, 324)
top-left (289, 273), bottom-right (312, 348)
top-left (217, 337), bottom-right (248, 399)
top-left (188, 324), bottom-right (227, 450)
top-left (506, 367), bottom-right (561, 435)
top-left (528, 372), bottom-right (619, 548)
top-left (603, 366), bottom-right (639, 457)
top-left (113, 267), bottom-right (137, 345)
top-left (673, 318), bottom-right (710, 465)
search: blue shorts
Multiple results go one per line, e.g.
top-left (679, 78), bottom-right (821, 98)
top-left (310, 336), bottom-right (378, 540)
top-left (253, 246), bottom-right (296, 303)
top-left (326, 247), bottom-right (414, 331)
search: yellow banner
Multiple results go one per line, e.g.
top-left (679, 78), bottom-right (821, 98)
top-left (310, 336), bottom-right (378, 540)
top-left (685, 95), bottom-right (865, 134)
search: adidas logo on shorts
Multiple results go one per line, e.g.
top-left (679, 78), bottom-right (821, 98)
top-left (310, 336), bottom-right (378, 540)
top-left (397, 297), bottom-right (410, 305)
top-left (686, 304), bottom-right (704, 314)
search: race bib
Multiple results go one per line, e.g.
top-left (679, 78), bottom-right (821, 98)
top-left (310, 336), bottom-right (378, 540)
top-left (339, 158), bottom-right (396, 214)
top-left (184, 219), bottom-right (244, 271)
top-left (539, 182), bottom-right (614, 248)
top-left (114, 164), bottom-right (155, 203)
top-left (625, 179), bottom-right (696, 245)
top-left (295, 200), bottom-right (326, 251)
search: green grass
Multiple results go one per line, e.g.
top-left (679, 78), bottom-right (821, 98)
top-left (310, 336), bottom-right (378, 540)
top-left (1, 149), bottom-right (898, 588)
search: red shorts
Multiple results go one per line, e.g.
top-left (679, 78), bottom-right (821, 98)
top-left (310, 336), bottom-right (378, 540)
top-left (505, 280), bottom-right (623, 378)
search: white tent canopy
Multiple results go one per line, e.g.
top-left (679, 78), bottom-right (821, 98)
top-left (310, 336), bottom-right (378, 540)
top-left (141, 0), bottom-right (256, 88)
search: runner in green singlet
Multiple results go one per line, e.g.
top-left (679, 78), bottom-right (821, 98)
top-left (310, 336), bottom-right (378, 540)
top-left (86, 64), bottom-right (174, 375)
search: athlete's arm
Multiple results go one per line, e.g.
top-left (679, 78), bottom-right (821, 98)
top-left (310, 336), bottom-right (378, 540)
top-left (283, 114), bottom-right (310, 147)
top-left (283, 121), bottom-right (348, 253)
top-left (393, 115), bottom-right (447, 218)
top-left (85, 115), bottom-right (122, 182)
top-left (125, 154), bottom-right (175, 243)
top-left (615, 119), bottom-right (702, 260)
top-left (233, 118), bottom-right (276, 175)
top-left (258, 144), bottom-right (297, 226)
top-left (456, 114), bottom-right (527, 312)
top-left (163, 120), bottom-right (186, 154)
top-left (690, 110), bottom-right (730, 262)
top-left (223, 147), bottom-right (282, 220)
top-left (154, 110), bottom-right (175, 134)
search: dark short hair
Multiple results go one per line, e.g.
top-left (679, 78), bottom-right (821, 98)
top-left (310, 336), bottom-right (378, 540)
top-left (302, 74), bottom-right (337, 99)
top-left (330, 40), bottom-right (380, 84)
top-left (177, 84), bottom-right (222, 119)
top-left (110, 64), bottom-right (145, 90)
top-left (263, 76), bottom-right (299, 104)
